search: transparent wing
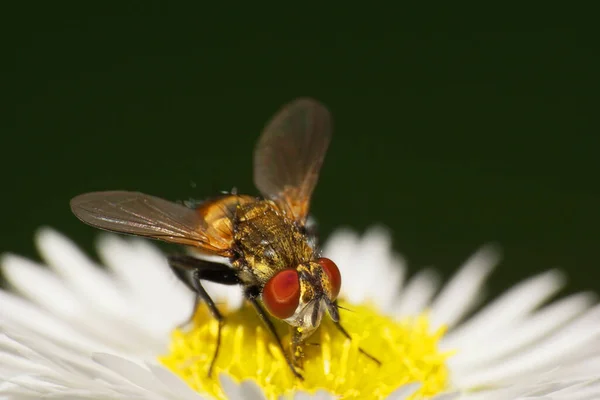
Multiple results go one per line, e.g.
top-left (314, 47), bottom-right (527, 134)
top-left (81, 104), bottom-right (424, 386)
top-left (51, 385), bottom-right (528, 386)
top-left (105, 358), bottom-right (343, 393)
top-left (70, 191), bottom-right (222, 250)
top-left (253, 98), bottom-right (332, 223)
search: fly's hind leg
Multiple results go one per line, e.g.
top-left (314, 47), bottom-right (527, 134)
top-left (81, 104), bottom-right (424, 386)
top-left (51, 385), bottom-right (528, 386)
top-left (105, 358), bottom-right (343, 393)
top-left (168, 254), bottom-right (240, 377)
top-left (169, 265), bottom-right (199, 329)
top-left (169, 254), bottom-right (240, 327)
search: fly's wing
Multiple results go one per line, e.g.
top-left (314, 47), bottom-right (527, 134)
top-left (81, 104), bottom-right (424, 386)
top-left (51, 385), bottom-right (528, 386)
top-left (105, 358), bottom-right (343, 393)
top-left (70, 191), bottom-right (230, 254)
top-left (253, 98), bottom-right (332, 224)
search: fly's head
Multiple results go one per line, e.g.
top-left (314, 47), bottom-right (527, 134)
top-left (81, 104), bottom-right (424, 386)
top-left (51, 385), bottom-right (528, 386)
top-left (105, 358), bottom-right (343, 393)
top-left (262, 258), bottom-right (341, 341)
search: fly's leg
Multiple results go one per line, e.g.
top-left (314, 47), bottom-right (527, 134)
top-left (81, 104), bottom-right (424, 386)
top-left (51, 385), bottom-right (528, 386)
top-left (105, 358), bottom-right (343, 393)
top-left (169, 264), bottom-right (199, 329)
top-left (190, 269), bottom-right (224, 377)
top-left (291, 326), bottom-right (306, 369)
top-left (169, 254), bottom-right (240, 327)
top-left (245, 289), bottom-right (304, 380)
top-left (168, 255), bottom-right (240, 377)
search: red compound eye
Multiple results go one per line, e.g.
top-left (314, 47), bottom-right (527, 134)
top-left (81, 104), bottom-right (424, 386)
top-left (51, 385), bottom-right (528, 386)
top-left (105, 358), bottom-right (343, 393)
top-left (263, 269), bottom-right (301, 319)
top-left (318, 257), bottom-right (341, 299)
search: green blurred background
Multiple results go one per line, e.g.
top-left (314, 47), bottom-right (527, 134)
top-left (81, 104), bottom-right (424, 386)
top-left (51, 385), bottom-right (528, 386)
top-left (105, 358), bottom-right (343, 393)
top-left (4, 5), bottom-right (599, 298)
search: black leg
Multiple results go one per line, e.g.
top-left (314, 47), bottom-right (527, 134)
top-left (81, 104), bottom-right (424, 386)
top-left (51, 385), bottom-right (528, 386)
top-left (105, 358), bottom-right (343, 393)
top-left (169, 254), bottom-right (241, 285)
top-left (190, 269), bottom-right (225, 377)
top-left (333, 320), bottom-right (381, 366)
top-left (169, 263), bottom-right (200, 329)
top-left (168, 255), bottom-right (239, 328)
top-left (168, 255), bottom-right (240, 377)
top-left (245, 291), bottom-right (304, 380)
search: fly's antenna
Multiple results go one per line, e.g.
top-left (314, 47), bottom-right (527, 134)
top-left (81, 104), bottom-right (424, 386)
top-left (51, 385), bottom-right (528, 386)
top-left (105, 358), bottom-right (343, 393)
top-left (337, 304), bottom-right (356, 313)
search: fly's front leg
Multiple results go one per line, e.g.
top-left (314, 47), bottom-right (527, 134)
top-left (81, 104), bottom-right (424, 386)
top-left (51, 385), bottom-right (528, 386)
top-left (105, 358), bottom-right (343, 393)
top-left (245, 288), bottom-right (304, 380)
top-left (291, 326), bottom-right (306, 369)
top-left (168, 254), bottom-right (240, 377)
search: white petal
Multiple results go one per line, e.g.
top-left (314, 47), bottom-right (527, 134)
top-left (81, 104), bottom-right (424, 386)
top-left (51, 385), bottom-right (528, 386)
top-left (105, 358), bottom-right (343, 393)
top-left (453, 304), bottom-right (600, 388)
top-left (0, 331), bottom-right (162, 399)
top-left (238, 380), bottom-right (268, 400)
top-left (0, 290), bottom-right (107, 351)
top-left (148, 364), bottom-right (206, 400)
top-left (547, 355), bottom-right (600, 381)
top-left (95, 234), bottom-right (193, 338)
top-left (0, 374), bottom-right (64, 395)
top-left (442, 269), bottom-right (565, 350)
top-left (517, 378), bottom-right (600, 399)
top-left (323, 228), bottom-right (365, 304)
top-left (450, 292), bottom-right (596, 371)
top-left (393, 269), bottom-right (440, 317)
top-left (375, 254), bottom-right (406, 314)
top-left (346, 227), bottom-right (397, 308)
top-left (430, 392), bottom-right (461, 400)
top-left (1, 254), bottom-right (85, 318)
top-left (290, 390), bottom-right (336, 400)
top-left (4, 226), bottom-right (600, 400)
top-left (321, 228), bottom-right (359, 271)
top-left (0, 263), bottom-right (162, 356)
top-left (126, 238), bottom-right (194, 318)
top-left (203, 280), bottom-right (245, 310)
top-left (429, 245), bottom-right (499, 330)
top-left (219, 374), bottom-right (243, 399)
top-left (325, 227), bottom-right (407, 312)
top-left (92, 353), bottom-right (175, 399)
top-left (2, 332), bottom-right (133, 384)
top-left (35, 227), bottom-right (130, 316)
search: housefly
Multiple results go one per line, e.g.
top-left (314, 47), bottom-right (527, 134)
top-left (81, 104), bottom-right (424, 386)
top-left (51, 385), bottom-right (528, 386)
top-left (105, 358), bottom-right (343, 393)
top-left (70, 98), bottom-right (379, 379)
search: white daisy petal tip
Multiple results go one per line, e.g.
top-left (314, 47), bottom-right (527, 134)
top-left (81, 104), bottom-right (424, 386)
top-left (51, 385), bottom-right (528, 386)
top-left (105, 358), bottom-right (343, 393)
top-left (94, 232), bottom-right (136, 267)
top-left (429, 243), bottom-right (501, 329)
top-left (0, 252), bottom-right (20, 277)
top-left (34, 226), bottom-right (65, 264)
top-left (33, 225), bottom-right (62, 248)
top-left (363, 224), bottom-right (393, 241)
top-left (0, 254), bottom-right (73, 308)
top-left (476, 241), bottom-right (503, 260)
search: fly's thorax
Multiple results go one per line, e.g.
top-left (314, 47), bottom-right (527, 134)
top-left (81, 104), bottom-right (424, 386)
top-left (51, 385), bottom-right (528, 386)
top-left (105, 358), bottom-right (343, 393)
top-left (233, 200), bottom-right (314, 284)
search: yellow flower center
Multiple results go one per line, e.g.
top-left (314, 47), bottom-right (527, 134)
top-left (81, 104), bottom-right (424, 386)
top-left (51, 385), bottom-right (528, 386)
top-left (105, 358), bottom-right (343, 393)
top-left (159, 300), bottom-right (452, 399)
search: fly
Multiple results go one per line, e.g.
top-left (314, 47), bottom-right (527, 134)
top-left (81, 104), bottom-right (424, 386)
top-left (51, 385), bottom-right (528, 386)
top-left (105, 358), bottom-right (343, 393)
top-left (70, 98), bottom-right (379, 379)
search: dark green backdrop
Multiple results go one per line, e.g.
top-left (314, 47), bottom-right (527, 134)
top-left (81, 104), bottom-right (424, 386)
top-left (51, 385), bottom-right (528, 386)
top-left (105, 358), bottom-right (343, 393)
top-left (5, 5), bottom-right (599, 299)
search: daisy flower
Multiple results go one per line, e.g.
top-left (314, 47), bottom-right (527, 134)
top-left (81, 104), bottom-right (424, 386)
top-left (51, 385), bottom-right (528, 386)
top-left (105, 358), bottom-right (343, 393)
top-left (1, 226), bottom-right (599, 399)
